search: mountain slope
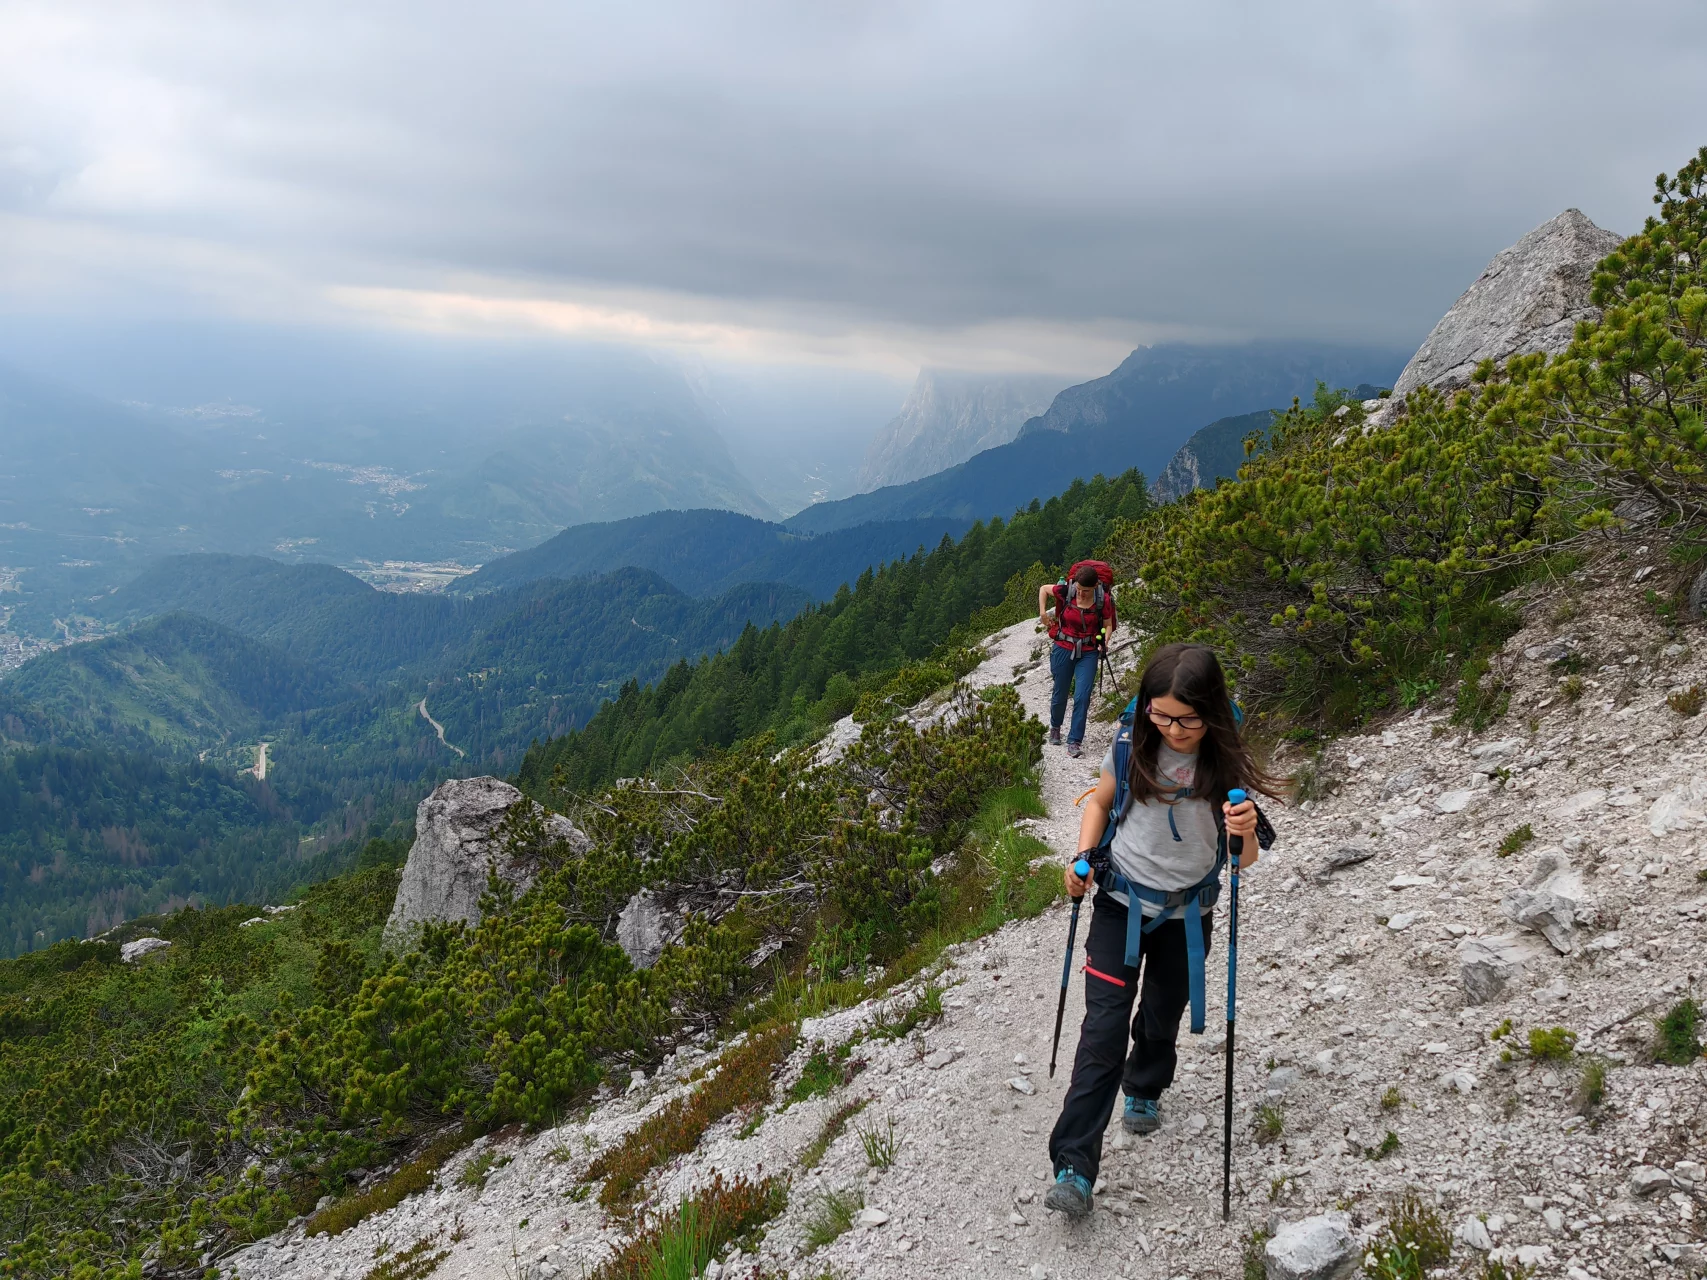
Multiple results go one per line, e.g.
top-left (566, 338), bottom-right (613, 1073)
top-left (0, 613), bottom-right (349, 755)
top-left (786, 344), bottom-right (1404, 534)
top-left (857, 369), bottom-right (1069, 490)
top-left (461, 509), bottom-right (971, 599)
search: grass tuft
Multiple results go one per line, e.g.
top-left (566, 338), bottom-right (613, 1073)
top-left (1252, 1100), bottom-right (1284, 1144)
top-left (1241, 1228), bottom-right (1272, 1280)
top-left (586, 1023), bottom-right (797, 1211)
top-left (803, 1187), bottom-right (864, 1252)
top-left (1574, 1057), bottom-right (1609, 1114)
top-left (857, 1114), bottom-right (900, 1169)
top-left (1380, 1085), bottom-right (1403, 1111)
top-left (589, 1173), bottom-right (786, 1280)
top-left (1654, 998), bottom-right (1703, 1065)
top-left (800, 1098), bottom-right (867, 1170)
top-left (1369, 1130), bottom-right (1401, 1160)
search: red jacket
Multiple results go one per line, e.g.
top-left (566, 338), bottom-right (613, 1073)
top-left (1052, 583), bottom-right (1116, 649)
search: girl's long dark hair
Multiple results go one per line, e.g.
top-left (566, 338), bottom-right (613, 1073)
top-left (1128, 642), bottom-right (1286, 806)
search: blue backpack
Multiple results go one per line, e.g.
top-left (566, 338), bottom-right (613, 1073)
top-left (1088, 695), bottom-right (1268, 1033)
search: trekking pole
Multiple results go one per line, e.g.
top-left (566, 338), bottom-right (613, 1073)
top-left (1221, 788), bottom-right (1246, 1222)
top-left (1048, 858), bottom-right (1093, 1078)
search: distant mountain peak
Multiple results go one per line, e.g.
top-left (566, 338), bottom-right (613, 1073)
top-left (856, 369), bottom-right (1070, 491)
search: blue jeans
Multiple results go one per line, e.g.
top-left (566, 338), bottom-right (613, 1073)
top-left (1049, 644), bottom-right (1099, 745)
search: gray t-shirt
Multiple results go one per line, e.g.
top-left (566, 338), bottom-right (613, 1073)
top-left (1098, 742), bottom-right (1220, 915)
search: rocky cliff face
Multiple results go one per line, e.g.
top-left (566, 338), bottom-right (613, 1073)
top-left (858, 370), bottom-right (1068, 492)
top-left (383, 776), bottom-right (589, 946)
top-left (1390, 208), bottom-right (1623, 401)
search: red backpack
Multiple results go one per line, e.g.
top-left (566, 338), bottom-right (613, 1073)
top-left (1053, 560), bottom-right (1116, 644)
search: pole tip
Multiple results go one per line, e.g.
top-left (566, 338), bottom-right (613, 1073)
top-left (1073, 858), bottom-right (1091, 879)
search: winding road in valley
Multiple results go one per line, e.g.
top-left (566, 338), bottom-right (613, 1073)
top-left (418, 698), bottom-right (466, 758)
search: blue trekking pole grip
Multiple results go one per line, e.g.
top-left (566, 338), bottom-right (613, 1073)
top-left (1222, 787), bottom-right (1247, 1221)
top-left (1048, 858), bottom-right (1093, 1079)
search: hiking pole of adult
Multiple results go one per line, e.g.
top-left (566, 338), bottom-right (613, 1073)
top-left (1048, 858), bottom-right (1092, 1078)
top-left (1221, 788), bottom-right (1247, 1222)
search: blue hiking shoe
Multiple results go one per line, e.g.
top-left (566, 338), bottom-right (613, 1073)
top-left (1044, 1167), bottom-right (1093, 1219)
top-left (1122, 1096), bottom-right (1161, 1134)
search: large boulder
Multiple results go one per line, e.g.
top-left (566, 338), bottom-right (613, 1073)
top-left (1265, 1212), bottom-right (1357, 1280)
top-left (1389, 209), bottom-right (1623, 402)
top-left (384, 777), bottom-right (588, 946)
top-left (615, 888), bottom-right (684, 970)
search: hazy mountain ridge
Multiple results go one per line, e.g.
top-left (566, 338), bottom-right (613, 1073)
top-left (857, 369), bottom-right (1069, 490)
top-left (462, 508), bottom-right (972, 599)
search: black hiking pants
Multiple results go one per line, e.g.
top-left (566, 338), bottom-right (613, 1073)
top-left (1047, 891), bottom-right (1211, 1185)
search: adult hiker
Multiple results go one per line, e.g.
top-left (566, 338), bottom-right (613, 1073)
top-left (1038, 561), bottom-right (1117, 758)
top-left (1043, 642), bottom-right (1281, 1220)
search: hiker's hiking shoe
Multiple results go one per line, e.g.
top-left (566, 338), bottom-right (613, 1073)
top-left (1066, 741), bottom-right (1083, 758)
top-left (1122, 1096), bottom-right (1161, 1134)
top-left (1049, 727), bottom-right (1063, 746)
top-left (1045, 1167), bottom-right (1093, 1219)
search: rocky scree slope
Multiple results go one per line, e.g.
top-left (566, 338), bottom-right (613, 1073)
top-left (233, 561), bottom-right (1704, 1280)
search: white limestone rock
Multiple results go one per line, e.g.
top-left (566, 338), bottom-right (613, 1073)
top-left (616, 888), bottom-right (684, 970)
top-left (1265, 1212), bottom-right (1357, 1280)
top-left (1388, 210), bottom-right (1623, 402)
top-left (120, 936), bottom-right (172, 963)
top-left (384, 777), bottom-right (588, 947)
top-left (1647, 776), bottom-right (1707, 837)
top-left (1457, 932), bottom-right (1548, 1004)
top-left (1502, 866), bottom-right (1591, 954)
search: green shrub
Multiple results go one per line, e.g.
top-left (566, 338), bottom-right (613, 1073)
top-left (1528, 1026), bottom-right (1577, 1061)
top-left (1380, 1085), bottom-right (1404, 1111)
top-left (363, 1233), bottom-right (451, 1280)
top-left (1654, 998), bottom-right (1703, 1065)
top-left (1496, 824), bottom-right (1534, 857)
top-left (1370, 1130), bottom-right (1401, 1160)
top-left (1669, 685), bottom-right (1705, 717)
top-left (1365, 1191), bottom-right (1452, 1279)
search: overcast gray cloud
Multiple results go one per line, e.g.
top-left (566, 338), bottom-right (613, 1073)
top-left (2, 0), bottom-right (1705, 373)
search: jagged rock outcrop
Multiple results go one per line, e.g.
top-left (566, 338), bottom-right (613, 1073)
top-left (858, 370), bottom-right (1067, 491)
top-left (384, 777), bottom-right (588, 946)
top-left (1389, 209), bottom-right (1623, 402)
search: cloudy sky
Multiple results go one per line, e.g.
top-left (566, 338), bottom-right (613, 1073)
top-left (2, 0), bottom-right (1704, 377)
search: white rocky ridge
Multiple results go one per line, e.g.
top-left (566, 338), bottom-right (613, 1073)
top-left (858, 369), bottom-right (1069, 491)
top-left (233, 555), bottom-right (1707, 1280)
top-left (1386, 208), bottom-right (1624, 404)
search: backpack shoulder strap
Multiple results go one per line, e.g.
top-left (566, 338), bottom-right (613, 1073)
top-left (1095, 697), bottom-right (1141, 851)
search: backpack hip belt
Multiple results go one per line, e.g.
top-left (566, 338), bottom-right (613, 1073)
top-left (1094, 846), bottom-right (1225, 1035)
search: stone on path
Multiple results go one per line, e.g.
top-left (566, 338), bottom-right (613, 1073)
top-left (1629, 1166), bottom-right (1674, 1197)
top-left (855, 1207), bottom-right (890, 1228)
top-left (1502, 866), bottom-right (1590, 954)
top-left (1265, 1212), bottom-right (1357, 1280)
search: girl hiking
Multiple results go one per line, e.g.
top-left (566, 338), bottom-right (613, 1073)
top-left (1044, 642), bottom-right (1280, 1219)
top-left (1038, 562), bottom-right (1118, 758)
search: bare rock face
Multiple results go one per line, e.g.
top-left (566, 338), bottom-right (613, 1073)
top-left (1501, 857), bottom-right (1591, 954)
top-left (384, 777), bottom-right (588, 946)
top-left (615, 888), bottom-right (684, 970)
top-left (1390, 209), bottom-right (1623, 401)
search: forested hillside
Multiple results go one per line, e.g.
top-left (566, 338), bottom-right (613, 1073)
top-left (518, 469), bottom-right (1152, 799)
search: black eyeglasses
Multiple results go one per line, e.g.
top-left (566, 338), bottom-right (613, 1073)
top-left (1146, 704), bottom-right (1205, 730)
